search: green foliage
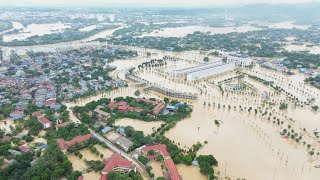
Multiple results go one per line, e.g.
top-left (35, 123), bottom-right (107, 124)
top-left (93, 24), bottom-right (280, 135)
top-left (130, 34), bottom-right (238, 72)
top-left (138, 155), bottom-right (149, 164)
top-left (25, 143), bottom-right (72, 180)
top-left (124, 126), bottom-right (152, 150)
top-left (0, 104), bottom-right (14, 118)
top-left (0, 153), bottom-right (33, 179)
top-left (107, 170), bottom-right (142, 180)
top-left (84, 160), bottom-right (105, 172)
top-left (196, 155), bottom-right (218, 179)
top-left (0, 141), bottom-right (12, 156)
top-left (24, 116), bottom-right (43, 136)
top-left (279, 103), bottom-right (288, 110)
top-left (67, 171), bottom-right (82, 180)
top-left (44, 123), bottom-right (89, 141)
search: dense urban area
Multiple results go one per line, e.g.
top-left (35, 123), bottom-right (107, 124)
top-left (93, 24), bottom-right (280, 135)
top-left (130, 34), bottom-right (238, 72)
top-left (0, 3), bottom-right (320, 180)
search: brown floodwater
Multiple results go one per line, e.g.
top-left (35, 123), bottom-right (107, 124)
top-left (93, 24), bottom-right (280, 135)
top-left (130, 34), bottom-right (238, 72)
top-left (63, 51), bottom-right (320, 180)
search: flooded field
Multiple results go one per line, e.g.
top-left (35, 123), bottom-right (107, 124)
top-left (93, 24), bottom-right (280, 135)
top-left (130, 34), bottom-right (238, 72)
top-left (63, 50), bottom-right (320, 180)
top-left (3, 22), bottom-right (71, 42)
top-left (82, 172), bottom-right (100, 180)
top-left (148, 161), bottom-right (164, 178)
top-left (114, 118), bottom-right (164, 135)
top-left (251, 21), bottom-right (310, 30)
top-left (139, 25), bottom-right (260, 38)
top-left (176, 164), bottom-right (206, 180)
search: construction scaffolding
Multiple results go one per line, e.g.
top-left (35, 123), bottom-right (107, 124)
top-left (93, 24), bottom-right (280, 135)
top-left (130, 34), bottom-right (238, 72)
top-left (144, 85), bottom-right (198, 100)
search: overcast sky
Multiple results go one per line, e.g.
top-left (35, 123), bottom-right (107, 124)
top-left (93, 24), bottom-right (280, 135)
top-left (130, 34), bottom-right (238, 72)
top-left (0, 0), bottom-right (317, 7)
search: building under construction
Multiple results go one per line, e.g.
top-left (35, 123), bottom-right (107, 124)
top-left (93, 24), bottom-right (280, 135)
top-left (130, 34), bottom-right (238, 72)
top-left (124, 68), bottom-right (147, 87)
top-left (144, 85), bottom-right (198, 100)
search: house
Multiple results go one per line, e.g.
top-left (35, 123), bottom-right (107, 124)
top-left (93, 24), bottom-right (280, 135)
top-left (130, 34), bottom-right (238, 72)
top-left (38, 116), bottom-right (51, 129)
top-left (153, 102), bottom-right (166, 115)
top-left (165, 158), bottom-right (181, 180)
top-left (32, 111), bottom-right (41, 117)
top-left (55, 122), bottom-right (70, 130)
top-left (19, 145), bottom-right (31, 153)
top-left (0, 136), bottom-right (10, 143)
top-left (108, 101), bottom-right (128, 110)
top-left (8, 149), bottom-right (22, 156)
top-left (37, 144), bottom-right (48, 150)
top-left (100, 153), bottom-right (135, 179)
top-left (94, 107), bottom-right (110, 122)
top-left (166, 106), bottom-right (176, 112)
top-left (101, 126), bottom-right (112, 134)
top-left (44, 100), bottom-right (61, 111)
top-left (9, 110), bottom-right (24, 120)
top-left (117, 127), bottom-right (126, 136)
top-left (57, 134), bottom-right (92, 153)
top-left (35, 100), bottom-right (44, 107)
top-left (114, 136), bottom-right (133, 151)
top-left (142, 144), bottom-right (181, 180)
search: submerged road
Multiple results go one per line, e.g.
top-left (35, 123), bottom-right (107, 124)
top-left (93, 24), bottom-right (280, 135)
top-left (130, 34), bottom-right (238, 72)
top-left (89, 128), bottom-right (149, 179)
top-left (65, 107), bottom-right (149, 179)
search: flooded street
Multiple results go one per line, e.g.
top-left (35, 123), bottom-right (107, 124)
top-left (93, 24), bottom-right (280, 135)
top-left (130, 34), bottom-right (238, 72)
top-left (63, 44), bottom-right (320, 180)
top-left (114, 118), bottom-right (164, 135)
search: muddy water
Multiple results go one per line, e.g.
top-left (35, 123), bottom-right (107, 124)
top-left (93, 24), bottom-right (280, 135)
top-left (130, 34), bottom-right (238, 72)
top-left (63, 50), bottom-right (320, 180)
top-left (139, 25), bottom-right (260, 38)
top-left (67, 146), bottom-right (113, 179)
top-left (67, 153), bottom-right (88, 171)
top-left (114, 118), bottom-right (164, 135)
top-left (3, 22), bottom-right (71, 42)
top-left (148, 161), bottom-right (164, 178)
top-left (176, 164), bottom-right (206, 180)
top-left (165, 95), bottom-right (320, 180)
top-left (82, 171), bottom-right (100, 180)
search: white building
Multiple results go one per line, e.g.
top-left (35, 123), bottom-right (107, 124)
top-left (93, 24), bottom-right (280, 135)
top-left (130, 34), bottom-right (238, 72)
top-left (227, 54), bottom-right (253, 67)
top-left (172, 61), bottom-right (224, 77)
top-left (187, 63), bottom-right (236, 80)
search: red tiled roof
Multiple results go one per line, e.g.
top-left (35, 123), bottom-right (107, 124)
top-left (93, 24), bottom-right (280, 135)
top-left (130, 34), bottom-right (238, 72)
top-left (66, 134), bottom-right (92, 147)
top-left (19, 145), bottom-right (30, 153)
top-left (44, 100), bottom-right (56, 106)
top-left (118, 105), bottom-right (129, 112)
top-left (39, 116), bottom-right (51, 124)
top-left (142, 144), bottom-right (170, 157)
top-left (153, 102), bottom-right (165, 112)
top-left (10, 110), bottom-right (24, 115)
top-left (32, 111), bottom-right (41, 117)
top-left (137, 98), bottom-right (158, 105)
top-left (77, 176), bottom-right (83, 180)
top-left (55, 122), bottom-right (70, 129)
top-left (99, 174), bottom-right (108, 180)
top-left (102, 153), bottom-right (133, 174)
top-left (57, 138), bottom-right (67, 151)
top-left (133, 108), bottom-right (144, 112)
top-left (146, 154), bottom-right (159, 159)
top-left (57, 134), bottom-right (92, 152)
top-left (0, 136), bottom-right (10, 143)
top-left (108, 101), bottom-right (127, 110)
top-left (165, 158), bottom-right (181, 180)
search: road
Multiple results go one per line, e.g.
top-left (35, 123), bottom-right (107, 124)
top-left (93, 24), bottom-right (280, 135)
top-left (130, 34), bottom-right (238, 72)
top-left (65, 107), bottom-right (149, 179)
top-left (89, 129), bottom-right (150, 179)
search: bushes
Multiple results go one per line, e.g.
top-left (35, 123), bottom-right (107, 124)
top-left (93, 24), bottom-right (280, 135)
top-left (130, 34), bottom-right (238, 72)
top-left (196, 155), bottom-right (218, 180)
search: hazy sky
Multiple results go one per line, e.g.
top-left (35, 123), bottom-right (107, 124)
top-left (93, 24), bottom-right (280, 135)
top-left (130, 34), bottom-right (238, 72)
top-left (0, 0), bottom-right (317, 7)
